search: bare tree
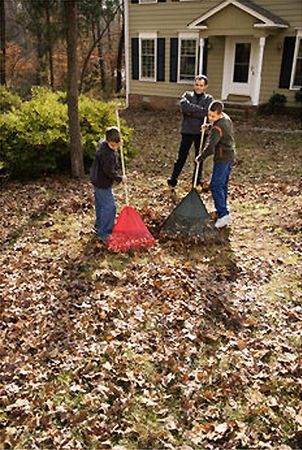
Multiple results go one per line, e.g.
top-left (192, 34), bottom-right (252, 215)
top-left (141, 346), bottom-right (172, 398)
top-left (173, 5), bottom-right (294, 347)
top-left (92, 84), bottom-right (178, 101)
top-left (45, 0), bottom-right (54, 89)
top-left (64, 0), bottom-right (84, 178)
top-left (0, 0), bottom-right (6, 85)
top-left (79, 0), bottom-right (121, 92)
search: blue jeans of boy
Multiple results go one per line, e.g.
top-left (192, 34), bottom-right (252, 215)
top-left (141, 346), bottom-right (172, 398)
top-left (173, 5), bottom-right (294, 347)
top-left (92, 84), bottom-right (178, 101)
top-left (94, 186), bottom-right (116, 239)
top-left (210, 161), bottom-right (233, 218)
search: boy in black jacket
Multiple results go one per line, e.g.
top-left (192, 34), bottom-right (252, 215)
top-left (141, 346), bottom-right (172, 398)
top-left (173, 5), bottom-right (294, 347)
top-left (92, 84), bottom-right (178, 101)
top-left (90, 127), bottom-right (125, 242)
top-left (167, 75), bottom-right (213, 189)
top-left (196, 100), bottom-right (235, 228)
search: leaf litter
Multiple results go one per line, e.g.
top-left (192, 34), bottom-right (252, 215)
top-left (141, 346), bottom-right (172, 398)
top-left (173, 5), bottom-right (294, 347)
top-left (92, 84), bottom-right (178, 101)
top-left (0, 110), bottom-right (301, 449)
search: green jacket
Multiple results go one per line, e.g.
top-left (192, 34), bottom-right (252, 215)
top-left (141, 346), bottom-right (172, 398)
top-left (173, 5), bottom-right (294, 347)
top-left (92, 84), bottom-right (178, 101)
top-left (201, 113), bottom-right (235, 163)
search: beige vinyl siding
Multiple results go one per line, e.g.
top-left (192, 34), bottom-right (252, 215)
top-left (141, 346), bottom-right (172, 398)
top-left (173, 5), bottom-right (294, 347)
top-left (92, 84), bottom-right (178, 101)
top-left (128, 0), bottom-right (302, 105)
top-left (203, 5), bottom-right (259, 36)
top-left (206, 36), bottom-right (225, 101)
top-left (129, 0), bottom-right (302, 31)
top-left (260, 32), bottom-right (299, 105)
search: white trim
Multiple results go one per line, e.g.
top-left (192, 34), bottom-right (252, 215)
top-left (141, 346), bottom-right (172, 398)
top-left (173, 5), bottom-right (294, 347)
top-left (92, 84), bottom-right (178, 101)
top-left (124, 0), bottom-right (129, 107)
top-left (222, 37), bottom-right (263, 104)
top-left (139, 32), bottom-right (157, 82)
top-left (178, 32), bottom-right (199, 40)
top-left (254, 24), bottom-right (288, 29)
top-left (252, 37), bottom-right (266, 105)
top-left (139, 32), bottom-right (157, 39)
top-left (177, 33), bottom-right (199, 83)
top-left (290, 30), bottom-right (302, 90)
top-left (188, 0), bottom-right (288, 30)
top-left (139, 0), bottom-right (157, 4)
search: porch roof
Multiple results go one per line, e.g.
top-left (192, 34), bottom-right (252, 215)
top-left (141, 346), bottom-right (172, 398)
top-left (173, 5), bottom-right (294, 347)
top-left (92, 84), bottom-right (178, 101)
top-left (188, 0), bottom-right (289, 30)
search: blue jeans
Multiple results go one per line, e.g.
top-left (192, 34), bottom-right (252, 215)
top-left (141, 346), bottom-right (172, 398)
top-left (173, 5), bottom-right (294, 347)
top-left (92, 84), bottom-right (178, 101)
top-left (94, 186), bottom-right (116, 239)
top-left (210, 161), bottom-right (233, 218)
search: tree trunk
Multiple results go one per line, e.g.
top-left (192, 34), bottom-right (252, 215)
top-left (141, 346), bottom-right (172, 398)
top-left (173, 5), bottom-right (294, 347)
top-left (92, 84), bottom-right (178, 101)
top-left (107, 23), bottom-right (114, 80)
top-left (64, 0), bottom-right (84, 178)
top-left (36, 24), bottom-right (46, 85)
top-left (96, 19), bottom-right (105, 91)
top-left (116, 13), bottom-right (124, 93)
top-left (45, 1), bottom-right (54, 89)
top-left (0, 0), bottom-right (6, 85)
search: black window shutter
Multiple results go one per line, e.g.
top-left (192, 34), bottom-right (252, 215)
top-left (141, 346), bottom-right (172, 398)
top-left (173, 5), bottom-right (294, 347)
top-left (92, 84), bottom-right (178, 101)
top-left (131, 38), bottom-right (139, 80)
top-left (131, 0), bottom-right (139, 3)
top-left (170, 38), bottom-right (178, 82)
top-left (157, 38), bottom-right (165, 81)
top-left (279, 36), bottom-right (296, 89)
top-left (202, 38), bottom-right (208, 76)
top-left (158, 0), bottom-right (167, 2)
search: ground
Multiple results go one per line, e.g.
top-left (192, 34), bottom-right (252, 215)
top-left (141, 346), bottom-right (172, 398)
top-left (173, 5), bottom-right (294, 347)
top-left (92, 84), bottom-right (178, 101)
top-left (0, 110), bottom-right (301, 449)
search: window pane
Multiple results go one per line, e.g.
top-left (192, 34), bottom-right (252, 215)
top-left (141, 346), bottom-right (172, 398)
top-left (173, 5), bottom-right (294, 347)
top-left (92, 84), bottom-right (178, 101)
top-left (233, 43), bottom-right (251, 83)
top-left (294, 39), bottom-right (302, 86)
top-left (141, 39), bottom-right (155, 79)
top-left (180, 39), bottom-right (196, 81)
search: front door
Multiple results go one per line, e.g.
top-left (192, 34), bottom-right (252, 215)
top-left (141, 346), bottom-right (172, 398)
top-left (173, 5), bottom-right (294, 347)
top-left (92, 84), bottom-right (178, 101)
top-left (222, 37), bottom-right (258, 101)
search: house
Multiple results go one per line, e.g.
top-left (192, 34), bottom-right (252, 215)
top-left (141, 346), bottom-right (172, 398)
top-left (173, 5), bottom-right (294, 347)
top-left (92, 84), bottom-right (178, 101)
top-left (124, 0), bottom-right (302, 110)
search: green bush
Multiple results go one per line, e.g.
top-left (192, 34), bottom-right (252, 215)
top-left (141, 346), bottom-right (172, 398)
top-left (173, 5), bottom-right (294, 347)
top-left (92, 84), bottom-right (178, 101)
top-left (295, 89), bottom-right (302, 103)
top-left (0, 87), bottom-right (133, 178)
top-left (258, 93), bottom-right (287, 115)
top-left (0, 86), bottom-right (22, 112)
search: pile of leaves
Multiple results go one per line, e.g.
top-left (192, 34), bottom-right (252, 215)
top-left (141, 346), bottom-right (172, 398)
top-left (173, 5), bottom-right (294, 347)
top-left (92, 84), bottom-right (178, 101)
top-left (0, 110), bottom-right (301, 449)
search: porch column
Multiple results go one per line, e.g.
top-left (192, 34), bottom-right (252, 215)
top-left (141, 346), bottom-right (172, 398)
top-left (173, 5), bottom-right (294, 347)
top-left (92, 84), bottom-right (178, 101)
top-left (252, 36), bottom-right (266, 105)
top-left (199, 38), bottom-right (205, 75)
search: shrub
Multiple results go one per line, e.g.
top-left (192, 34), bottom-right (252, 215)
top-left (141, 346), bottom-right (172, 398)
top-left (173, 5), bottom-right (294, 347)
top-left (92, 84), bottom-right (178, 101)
top-left (295, 88), bottom-right (302, 103)
top-left (0, 87), bottom-right (133, 178)
top-left (0, 86), bottom-right (22, 112)
top-left (258, 93), bottom-right (287, 115)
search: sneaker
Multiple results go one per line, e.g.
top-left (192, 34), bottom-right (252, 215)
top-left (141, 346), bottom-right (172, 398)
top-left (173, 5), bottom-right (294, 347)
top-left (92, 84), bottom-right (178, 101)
top-left (167, 178), bottom-right (177, 188)
top-left (215, 214), bottom-right (231, 228)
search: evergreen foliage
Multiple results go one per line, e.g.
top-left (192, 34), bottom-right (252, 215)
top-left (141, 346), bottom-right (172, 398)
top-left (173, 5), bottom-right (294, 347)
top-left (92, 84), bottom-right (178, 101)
top-left (0, 86), bottom-right (22, 112)
top-left (0, 87), bottom-right (133, 178)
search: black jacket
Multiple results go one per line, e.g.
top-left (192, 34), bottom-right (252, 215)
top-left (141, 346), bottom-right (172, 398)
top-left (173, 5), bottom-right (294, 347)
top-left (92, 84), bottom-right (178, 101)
top-left (200, 113), bottom-right (235, 163)
top-left (90, 140), bottom-right (122, 189)
top-left (180, 91), bottom-right (213, 135)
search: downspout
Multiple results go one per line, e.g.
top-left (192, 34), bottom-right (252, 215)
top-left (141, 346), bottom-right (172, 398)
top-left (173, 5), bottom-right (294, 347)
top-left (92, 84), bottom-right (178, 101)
top-left (199, 38), bottom-right (204, 75)
top-left (124, 0), bottom-right (130, 108)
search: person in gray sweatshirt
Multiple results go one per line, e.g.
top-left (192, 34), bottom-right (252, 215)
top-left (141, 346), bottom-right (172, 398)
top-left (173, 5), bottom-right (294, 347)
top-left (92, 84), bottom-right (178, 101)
top-left (167, 75), bottom-right (213, 189)
top-left (196, 100), bottom-right (235, 229)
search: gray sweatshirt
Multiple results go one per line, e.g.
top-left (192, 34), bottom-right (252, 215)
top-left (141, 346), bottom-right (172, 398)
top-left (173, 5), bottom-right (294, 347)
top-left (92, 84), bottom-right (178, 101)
top-left (180, 91), bottom-right (213, 135)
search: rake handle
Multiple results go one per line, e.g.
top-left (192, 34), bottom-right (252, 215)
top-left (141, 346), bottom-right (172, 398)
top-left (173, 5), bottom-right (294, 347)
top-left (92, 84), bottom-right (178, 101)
top-left (116, 110), bottom-right (129, 205)
top-left (193, 116), bottom-right (207, 189)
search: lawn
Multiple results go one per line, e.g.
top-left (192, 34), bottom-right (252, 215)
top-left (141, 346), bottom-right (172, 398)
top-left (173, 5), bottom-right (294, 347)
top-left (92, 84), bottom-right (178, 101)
top-left (0, 109), bottom-right (301, 449)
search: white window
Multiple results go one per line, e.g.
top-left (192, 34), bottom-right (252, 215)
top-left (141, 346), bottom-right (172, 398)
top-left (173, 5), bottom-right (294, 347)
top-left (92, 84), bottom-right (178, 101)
top-left (139, 0), bottom-right (157, 3)
top-left (139, 32), bottom-right (157, 81)
top-left (178, 33), bottom-right (199, 83)
top-left (291, 30), bottom-right (302, 89)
